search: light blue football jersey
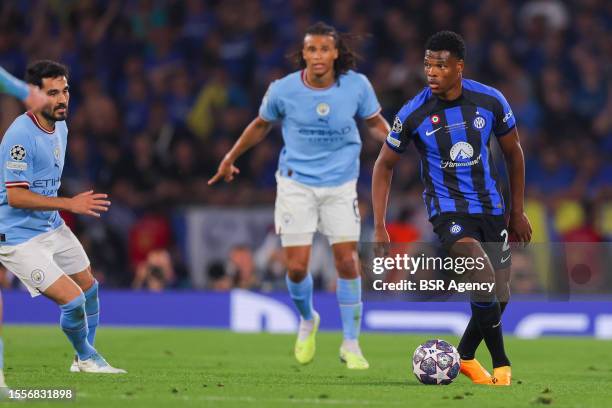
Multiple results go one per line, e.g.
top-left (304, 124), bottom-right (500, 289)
top-left (0, 112), bottom-right (67, 245)
top-left (259, 70), bottom-right (381, 187)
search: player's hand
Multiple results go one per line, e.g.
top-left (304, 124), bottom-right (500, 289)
top-left (208, 156), bottom-right (240, 185)
top-left (23, 85), bottom-right (50, 112)
top-left (373, 225), bottom-right (390, 257)
top-left (509, 211), bottom-right (532, 246)
top-left (69, 190), bottom-right (111, 217)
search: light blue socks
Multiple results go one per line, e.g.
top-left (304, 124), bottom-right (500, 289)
top-left (84, 281), bottom-right (99, 346)
top-left (286, 274), bottom-right (314, 320)
top-left (337, 277), bottom-right (363, 340)
top-left (59, 294), bottom-right (96, 360)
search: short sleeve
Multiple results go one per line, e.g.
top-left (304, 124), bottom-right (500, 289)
top-left (0, 67), bottom-right (29, 101)
top-left (2, 130), bottom-right (34, 189)
top-left (385, 107), bottom-right (414, 154)
top-left (258, 81), bottom-right (283, 122)
top-left (356, 74), bottom-right (381, 119)
top-left (493, 89), bottom-right (516, 137)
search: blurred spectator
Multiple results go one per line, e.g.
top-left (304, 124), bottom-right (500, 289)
top-left (133, 249), bottom-right (175, 292)
top-left (206, 261), bottom-right (233, 291)
top-left (226, 245), bottom-right (258, 289)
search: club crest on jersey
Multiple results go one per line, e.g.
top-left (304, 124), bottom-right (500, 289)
top-left (31, 269), bottom-right (45, 285)
top-left (450, 223), bottom-right (463, 235)
top-left (9, 145), bottom-right (26, 161)
top-left (473, 116), bottom-right (486, 130)
top-left (316, 102), bottom-right (330, 116)
top-left (392, 116), bottom-right (402, 133)
top-left (430, 115), bottom-right (440, 124)
top-left (53, 146), bottom-right (61, 160)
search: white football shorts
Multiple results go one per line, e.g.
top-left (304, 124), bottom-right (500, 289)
top-left (274, 174), bottom-right (361, 247)
top-left (0, 223), bottom-right (90, 297)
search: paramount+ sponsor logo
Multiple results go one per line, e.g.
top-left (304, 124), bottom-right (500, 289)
top-left (440, 141), bottom-right (482, 169)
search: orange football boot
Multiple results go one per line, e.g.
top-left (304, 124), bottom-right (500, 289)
top-left (491, 366), bottom-right (512, 386)
top-left (460, 359), bottom-right (494, 385)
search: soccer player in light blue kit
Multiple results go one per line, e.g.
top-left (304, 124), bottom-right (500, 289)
top-left (0, 60), bottom-right (125, 374)
top-left (0, 65), bottom-right (50, 394)
top-left (209, 22), bottom-right (390, 369)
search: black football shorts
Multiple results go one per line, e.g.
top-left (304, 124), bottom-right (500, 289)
top-left (431, 212), bottom-right (512, 270)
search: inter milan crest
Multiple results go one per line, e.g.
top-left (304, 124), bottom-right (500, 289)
top-left (473, 116), bottom-right (486, 130)
top-left (316, 102), bottom-right (330, 116)
top-left (9, 145), bottom-right (26, 161)
top-left (450, 222), bottom-right (463, 235)
top-left (430, 115), bottom-right (440, 125)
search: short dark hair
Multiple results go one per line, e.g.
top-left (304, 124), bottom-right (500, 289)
top-left (425, 31), bottom-right (466, 60)
top-left (25, 60), bottom-right (69, 88)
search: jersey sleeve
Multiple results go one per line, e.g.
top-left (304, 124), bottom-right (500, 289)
top-left (385, 106), bottom-right (414, 154)
top-left (0, 67), bottom-right (29, 101)
top-left (492, 89), bottom-right (516, 137)
top-left (258, 81), bottom-right (283, 122)
top-left (2, 128), bottom-right (34, 189)
top-left (356, 74), bottom-right (381, 119)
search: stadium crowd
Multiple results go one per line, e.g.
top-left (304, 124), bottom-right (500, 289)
top-left (0, 0), bottom-right (610, 291)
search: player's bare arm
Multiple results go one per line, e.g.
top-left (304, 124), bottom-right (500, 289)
top-left (208, 116), bottom-right (273, 185)
top-left (497, 128), bottom-right (532, 244)
top-left (371, 143), bottom-right (402, 243)
top-left (365, 113), bottom-right (390, 143)
top-left (7, 188), bottom-right (110, 217)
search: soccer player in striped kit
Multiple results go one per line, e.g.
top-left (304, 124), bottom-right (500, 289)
top-left (373, 31), bottom-right (532, 385)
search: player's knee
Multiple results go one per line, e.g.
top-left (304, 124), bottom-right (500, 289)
top-left (70, 266), bottom-right (95, 291)
top-left (46, 275), bottom-right (84, 305)
top-left (286, 258), bottom-right (309, 281)
top-left (334, 254), bottom-right (358, 279)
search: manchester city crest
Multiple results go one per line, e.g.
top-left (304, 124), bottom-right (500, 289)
top-left (316, 102), bottom-right (330, 116)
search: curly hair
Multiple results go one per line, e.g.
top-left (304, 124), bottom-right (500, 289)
top-left (289, 22), bottom-right (361, 80)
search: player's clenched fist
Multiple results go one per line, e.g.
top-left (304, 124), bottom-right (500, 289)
top-left (69, 190), bottom-right (111, 217)
top-left (208, 156), bottom-right (240, 185)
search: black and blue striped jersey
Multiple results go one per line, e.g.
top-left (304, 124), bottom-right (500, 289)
top-left (386, 78), bottom-right (516, 219)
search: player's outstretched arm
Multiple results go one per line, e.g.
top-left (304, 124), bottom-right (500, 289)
top-left (498, 128), bottom-right (532, 244)
top-left (7, 188), bottom-right (110, 217)
top-left (208, 116), bottom-right (273, 185)
top-left (365, 113), bottom-right (391, 143)
top-left (372, 143), bottom-right (402, 243)
top-left (0, 67), bottom-right (49, 111)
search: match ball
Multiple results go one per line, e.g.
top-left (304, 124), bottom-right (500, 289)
top-left (412, 339), bottom-right (461, 385)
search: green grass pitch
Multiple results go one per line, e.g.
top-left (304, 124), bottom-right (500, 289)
top-left (3, 326), bottom-right (611, 407)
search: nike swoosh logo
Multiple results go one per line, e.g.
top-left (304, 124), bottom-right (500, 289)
top-left (501, 255), bottom-right (511, 263)
top-left (492, 321), bottom-right (502, 328)
top-left (425, 128), bottom-right (442, 136)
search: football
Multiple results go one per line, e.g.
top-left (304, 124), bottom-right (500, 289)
top-left (412, 339), bottom-right (461, 385)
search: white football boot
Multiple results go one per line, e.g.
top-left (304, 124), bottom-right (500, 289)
top-left (69, 355), bottom-right (79, 372)
top-left (77, 353), bottom-right (126, 374)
